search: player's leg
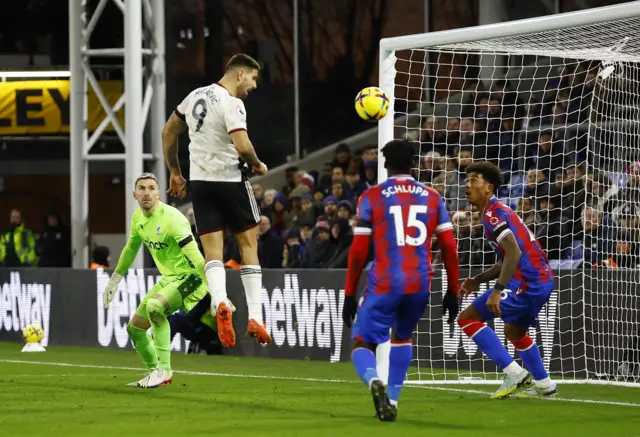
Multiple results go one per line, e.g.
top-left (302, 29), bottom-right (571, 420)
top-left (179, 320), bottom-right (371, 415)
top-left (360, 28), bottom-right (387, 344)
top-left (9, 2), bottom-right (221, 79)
top-left (190, 181), bottom-right (235, 347)
top-left (126, 280), bottom-right (167, 388)
top-left (351, 291), bottom-right (396, 421)
top-left (458, 287), bottom-right (530, 398)
top-left (505, 282), bottom-right (557, 398)
top-left (226, 180), bottom-right (270, 344)
top-left (233, 226), bottom-right (271, 344)
top-left (127, 280), bottom-right (163, 374)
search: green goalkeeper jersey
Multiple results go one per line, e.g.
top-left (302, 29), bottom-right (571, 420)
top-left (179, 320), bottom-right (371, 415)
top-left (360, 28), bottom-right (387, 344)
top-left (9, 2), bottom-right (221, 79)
top-left (114, 201), bottom-right (204, 279)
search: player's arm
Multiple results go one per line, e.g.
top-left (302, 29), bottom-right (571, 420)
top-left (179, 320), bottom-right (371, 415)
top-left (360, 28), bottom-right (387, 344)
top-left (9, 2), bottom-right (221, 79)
top-left (104, 219), bottom-right (143, 309)
top-left (434, 194), bottom-right (459, 293)
top-left (342, 192), bottom-right (372, 327)
top-left (434, 193), bottom-right (460, 323)
top-left (162, 112), bottom-right (188, 176)
top-left (225, 99), bottom-right (265, 172)
top-left (170, 216), bottom-right (206, 280)
top-left (494, 232), bottom-right (522, 290)
top-left (473, 261), bottom-right (503, 284)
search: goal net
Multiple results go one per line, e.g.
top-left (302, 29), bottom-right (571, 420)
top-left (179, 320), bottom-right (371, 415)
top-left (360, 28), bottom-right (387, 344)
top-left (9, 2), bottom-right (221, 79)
top-left (378, 3), bottom-right (640, 386)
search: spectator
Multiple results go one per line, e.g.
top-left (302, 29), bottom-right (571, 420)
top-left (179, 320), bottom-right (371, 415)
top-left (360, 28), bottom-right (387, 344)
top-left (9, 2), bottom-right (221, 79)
top-left (537, 192), bottom-right (571, 260)
top-left (610, 161), bottom-right (640, 225)
top-left (282, 227), bottom-right (304, 268)
top-left (36, 210), bottom-right (71, 267)
top-left (298, 173), bottom-right (315, 191)
top-left (313, 188), bottom-right (326, 216)
top-left (345, 165), bottom-right (367, 199)
top-left (556, 162), bottom-right (586, 234)
top-left (419, 151), bottom-right (443, 184)
top-left (573, 205), bottom-right (613, 266)
top-left (325, 218), bottom-right (353, 268)
top-left (257, 215), bottom-right (283, 268)
top-left (332, 143), bottom-right (351, 173)
top-left (288, 185), bottom-right (310, 227)
top-left (90, 246), bottom-right (110, 270)
top-left (270, 193), bottom-right (291, 237)
top-left (337, 200), bottom-right (354, 224)
top-left (458, 117), bottom-right (475, 146)
top-left (300, 221), bottom-right (336, 268)
top-left (612, 228), bottom-right (639, 269)
top-left (516, 197), bottom-right (542, 235)
top-left (0, 208), bottom-right (37, 267)
top-left (331, 180), bottom-right (350, 202)
top-left (363, 160), bottom-right (377, 185)
top-left (261, 188), bottom-right (277, 217)
top-left (282, 166), bottom-right (298, 196)
top-left (524, 169), bottom-right (548, 198)
top-left (587, 171), bottom-right (618, 212)
top-left (529, 130), bottom-right (564, 177)
top-left (299, 194), bottom-right (317, 224)
top-left (332, 166), bottom-right (345, 182)
top-left (318, 162), bottom-right (334, 193)
top-left (431, 174), bottom-right (446, 197)
top-left (323, 196), bottom-right (338, 221)
top-left (252, 183), bottom-right (264, 204)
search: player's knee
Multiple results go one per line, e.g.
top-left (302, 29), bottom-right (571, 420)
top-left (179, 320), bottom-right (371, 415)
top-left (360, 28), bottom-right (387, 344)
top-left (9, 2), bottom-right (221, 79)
top-left (145, 297), bottom-right (167, 323)
top-left (504, 323), bottom-right (528, 342)
top-left (457, 318), bottom-right (486, 338)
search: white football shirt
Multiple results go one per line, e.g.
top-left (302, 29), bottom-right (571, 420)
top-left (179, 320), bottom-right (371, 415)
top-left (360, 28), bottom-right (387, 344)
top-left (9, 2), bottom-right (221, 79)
top-left (175, 83), bottom-right (247, 182)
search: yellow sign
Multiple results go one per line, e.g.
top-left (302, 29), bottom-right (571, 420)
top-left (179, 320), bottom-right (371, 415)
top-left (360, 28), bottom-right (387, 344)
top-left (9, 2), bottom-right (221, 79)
top-left (0, 80), bottom-right (125, 135)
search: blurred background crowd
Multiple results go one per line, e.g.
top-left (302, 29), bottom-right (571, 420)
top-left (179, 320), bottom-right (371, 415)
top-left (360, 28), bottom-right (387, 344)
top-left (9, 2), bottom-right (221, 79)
top-left (4, 59), bottom-right (639, 271)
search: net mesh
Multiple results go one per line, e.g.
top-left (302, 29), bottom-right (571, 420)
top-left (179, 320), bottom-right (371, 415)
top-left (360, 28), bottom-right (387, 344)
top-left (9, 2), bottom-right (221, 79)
top-left (388, 15), bottom-right (640, 384)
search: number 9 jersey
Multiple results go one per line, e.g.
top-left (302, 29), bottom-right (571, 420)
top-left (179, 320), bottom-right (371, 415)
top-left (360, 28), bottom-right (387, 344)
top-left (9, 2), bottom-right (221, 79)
top-left (175, 83), bottom-right (248, 183)
top-left (355, 175), bottom-right (453, 295)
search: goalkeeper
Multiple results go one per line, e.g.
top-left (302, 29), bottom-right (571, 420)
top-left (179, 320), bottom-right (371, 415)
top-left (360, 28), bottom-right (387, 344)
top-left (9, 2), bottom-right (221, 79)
top-left (103, 173), bottom-right (231, 388)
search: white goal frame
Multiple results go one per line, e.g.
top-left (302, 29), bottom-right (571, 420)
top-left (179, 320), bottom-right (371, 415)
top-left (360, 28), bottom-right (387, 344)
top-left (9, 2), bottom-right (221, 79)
top-left (377, 2), bottom-right (640, 387)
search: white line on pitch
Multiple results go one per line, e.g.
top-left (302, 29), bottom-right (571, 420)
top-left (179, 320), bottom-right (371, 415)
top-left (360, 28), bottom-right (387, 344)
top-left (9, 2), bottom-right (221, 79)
top-left (1, 359), bottom-right (639, 409)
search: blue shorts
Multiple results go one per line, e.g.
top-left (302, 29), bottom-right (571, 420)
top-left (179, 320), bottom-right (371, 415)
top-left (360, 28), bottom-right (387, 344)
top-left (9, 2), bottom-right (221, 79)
top-left (351, 289), bottom-right (430, 345)
top-left (472, 279), bottom-right (555, 329)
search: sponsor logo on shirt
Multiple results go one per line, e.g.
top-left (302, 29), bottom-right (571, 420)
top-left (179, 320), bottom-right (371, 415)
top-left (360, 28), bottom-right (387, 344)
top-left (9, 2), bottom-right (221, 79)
top-left (143, 239), bottom-right (168, 250)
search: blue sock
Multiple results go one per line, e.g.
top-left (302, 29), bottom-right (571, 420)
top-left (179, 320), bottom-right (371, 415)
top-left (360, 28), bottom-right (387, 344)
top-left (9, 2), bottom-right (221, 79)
top-left (460, 319), bottom-right (514, 369)
top-left (515, 337), bottom-right (549, 380)
top-left (352, 348), bottom-right (378, 387)
top-left (387, 342), bottom-right (412, 403)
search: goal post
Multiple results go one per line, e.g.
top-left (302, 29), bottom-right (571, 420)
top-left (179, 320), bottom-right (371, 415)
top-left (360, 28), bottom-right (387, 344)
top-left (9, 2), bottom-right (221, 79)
top-left (377, 2), bottom-right (640, 386)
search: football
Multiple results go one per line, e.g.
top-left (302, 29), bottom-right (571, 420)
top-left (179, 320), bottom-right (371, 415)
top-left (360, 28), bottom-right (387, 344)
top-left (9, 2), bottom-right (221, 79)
top-left (23, 323), bottom-right (44, 344)
top-left (354, 86), bottom-right (390, 121)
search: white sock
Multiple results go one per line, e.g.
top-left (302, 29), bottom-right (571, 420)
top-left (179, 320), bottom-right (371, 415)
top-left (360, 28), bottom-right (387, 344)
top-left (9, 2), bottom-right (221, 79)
top-left (240, 265), bottom-right (263, 322)
top-left (389, 399), bottom-right (398, 407)
top-left (535, 377), bottom-right (553, 389)
top-left (503, 361), bottom-right (523, 377)
top-left (205, 260), bottom-right (227, 308)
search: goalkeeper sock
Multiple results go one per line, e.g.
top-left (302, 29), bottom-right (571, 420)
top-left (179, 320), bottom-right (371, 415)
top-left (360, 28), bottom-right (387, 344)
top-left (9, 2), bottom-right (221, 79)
top-left (205, 260), bottom-right (227, 308)
top-left (241, 265), bottom-right (263, 322)
top-left (146, 297), bottom-right (171, 373)
top-left (511, 334), bottom-right (549, 381)
top-left (459, 319), bottom-right (518, 373)
top-left (352, 347), bottom-right (378, 388)
top-left (387, 340), bottom-right (412, 404)
top-left (127, 323), bottom-right (158, 371)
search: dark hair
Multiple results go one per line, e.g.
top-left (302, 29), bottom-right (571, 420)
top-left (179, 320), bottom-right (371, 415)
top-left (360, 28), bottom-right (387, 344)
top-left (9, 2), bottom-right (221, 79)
top-left (465, 162), bottom-right (504, 193)
top-left (226, 53), bottom-right (260, 71)
top-left (382, 140), bottom-right (416, 175)
top-left (285, 166), bottom-right (299, 174)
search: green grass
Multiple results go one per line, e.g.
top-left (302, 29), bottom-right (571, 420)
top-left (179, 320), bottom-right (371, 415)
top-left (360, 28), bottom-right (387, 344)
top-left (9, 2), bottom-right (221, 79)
top-left (0, 342), bottom-right (638, 437)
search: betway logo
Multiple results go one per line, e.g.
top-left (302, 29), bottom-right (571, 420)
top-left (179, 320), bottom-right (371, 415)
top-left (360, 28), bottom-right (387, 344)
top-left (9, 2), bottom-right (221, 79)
top-left (95, 269), bottom-right (186, 351)
top-left (0, 272), bottom-right (51, 346)
top-left (261, 274), bottom-right (345, 363)
top-left (442, 281), bottom-right (558, 370)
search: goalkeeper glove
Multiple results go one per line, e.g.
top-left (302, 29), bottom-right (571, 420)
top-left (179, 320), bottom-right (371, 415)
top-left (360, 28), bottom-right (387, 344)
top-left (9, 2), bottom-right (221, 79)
top-left (442, 289), bottom-right (459, 324)
top-left (103, 273), bottom-right (122, 310)
top-left (342, 295), bottom-right (358, 328)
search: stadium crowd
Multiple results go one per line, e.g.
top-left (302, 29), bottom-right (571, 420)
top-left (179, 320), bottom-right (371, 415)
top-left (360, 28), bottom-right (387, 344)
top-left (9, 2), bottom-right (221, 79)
top-left (2, 62), bottom-right (639, 270)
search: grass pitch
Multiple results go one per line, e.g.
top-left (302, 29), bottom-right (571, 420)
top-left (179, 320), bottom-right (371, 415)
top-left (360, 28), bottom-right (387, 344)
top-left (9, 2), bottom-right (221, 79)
top-left (0, 342), bottom-right (638, 436)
